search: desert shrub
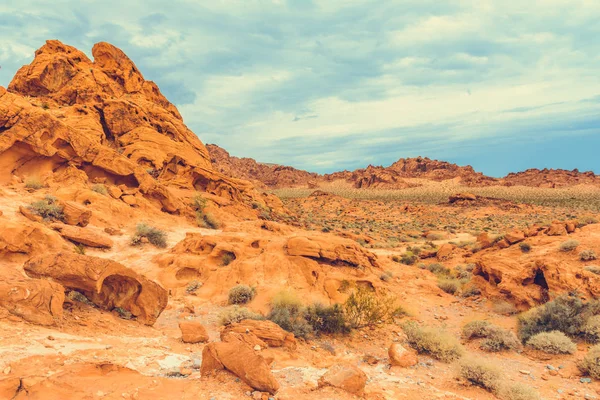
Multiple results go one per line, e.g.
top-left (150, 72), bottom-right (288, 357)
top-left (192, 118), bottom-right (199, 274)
top-left (461, 284), bottom-right (481, 298)
top-left (186, 280), bottom-right (202, 294)
top-left (517, 294), bottom-right (600, 342)
top-left (498, 382), bottom-right (541, 400)
top-left (344, 287), bottom-right (405, 329)
top-left (219, 305), bottom-right (264, 326)
top-left (456, 356), bottom-right (502, 393)
top-left (426, 232), bottom-right (444, 241)
top-left (131, 223), bottom-right (167, 248)
top-left (25, 178), bottom-right (43, 190)
top-left (399, 251), bottom-right (417, 265)
top-left (427, 263), bottom-right (450, 276)
top-left (579, 344), bottom-right (600, 379)
top-left (268, 291), bottom-right (313, 339)
top-left (304, 303), bottom-right (349, 335)
top-left (580, 250), bottom-right (597, 262)
top-left (463, 321), bottom-right (520, 352)
top-left (74, 244), bottom-right (86, 255)
top-left (221, 252), bottom-right (235, 266)
top-left (584, 265), bottom-right (600, 275)
top-left (455, 266), bottom-right (472, 280)
top-left (526, 331), bottom-right (576, 354)
top-left (29, 196), bottom-right (64, 221)
top-left (91, 184), bottom-right (108, 195)
top-left (403, 322), bottom-right (465, 362)
top-left (493, 300), bottom-right (518, 315)
top-left (379, 270), bottom-right (393, 282)
top-left (583, 315), bottom-right (600, 343)
top-left (228, 285), bottom-right (256, 305)
top-left (559, 239), bottom-right (580, 252)
top-left (197, 211), bottom-right (220, 229)
top-left (438, 278), bottom-right (461, 295)
top-left (463, 320), bottom-right (493, 339)
top-left (519, 242), bottom-right (532, 253)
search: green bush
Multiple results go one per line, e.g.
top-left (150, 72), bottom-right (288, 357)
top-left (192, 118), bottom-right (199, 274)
top-left (398, 251), bottom-right (417, 265)
top-left (456, 356), bottom-right (502, 393)
top-left (403, 322), bottom-right (465, 362)
top-left (580, 250), bottom-right (597, 262)
top-left (526, 331), bottom-right (576, 354)
top-left (463, 320), bottom-right (493, 339)
top-left (186, 280), bottom-right (202, 294)
top-left (344, 287), bottom-right (405, 329)
top-left (517, 294), bottom-right (600, 342)
top-left (29, 196), bottom-right (64, 221)
top-left (268, 291), bottom-right (313, 339)
top-left (427, 263), bottom-right (451, 276)
top-left (579, 344), bottom-right (600, 379)
top-left (304, 303), bottom-right (349, 335)
top-left (25, 178), bottom-right (43, 190)
top-left (219, 305), bottom-right (264, 326)
top-left (559, 239), bottom-right (580, 252)
top-left (131, 223), bottom-right (168, 248)
top-left (228, 285), bottom-right (256, 305)
top-left (91, 184), bottom-right (108, 195)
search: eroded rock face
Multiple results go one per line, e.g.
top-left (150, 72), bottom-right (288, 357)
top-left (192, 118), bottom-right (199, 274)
top-left (0, 278), bottom-right (65, 326)
top-left (1, 40), bottom-right (266, 212)
top-left (201, 332), bottom-right (280, 394)
top-left (286, 236), bottom-right (379, 269)
top-left (24, 252), bottom-right (167, 325)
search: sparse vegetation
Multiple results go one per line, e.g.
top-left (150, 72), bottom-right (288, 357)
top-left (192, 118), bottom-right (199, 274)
top-left (397, 251), bottom-right (417, 265)
top-left (74, 244), bottom-right (86, 255)
top-left (517, 294), bottom-right (600, 342)
top-left (186, 280), bottom-right (202, 294)
top-left (219, 305), bottom-right (264, 326)
top-left (526, 331), bottom-right (576, 354)
top-left (559, 239), bottom-right (580, 252)
top-left (267, 290), bottom-right (313, 339)
top-left (91, 184), bottom-right (108, 195)
top-left (192, 195), bottom-right (220, 229)
top-left (580, 249), bottom-right (597, 261)
top-left (228, 285), bottom-right (256, 305)
top-left (579, 344), bottom-right (600, 379)
top-left (25, 178), bottom-right (44, 190)
top-left (403, 322), bottom-right (465, 362)
top-left (456, 356), bottom-right (502, 393)
top-left (493, 300), bottom-right (518, 315)
top-left (437, 278), bottom-right (461, 295)
top-left (130, 223), bottom-right (168, 248)
top-left (584, 265), bottom-right (600, 275)
top-left (498, 383), bottom-right (541, 400)
top-left (29, 195), bottom-right (64, 221)
top-left (344, 286), bottom-right (405, 329)
top-left (221, 252), bottom-right (235, 266)
top-left (462, 320), bottom-right (520, 352)
top-left (519, 242), bottom-right (531, 253)
top-left (583, 315), bottom-right (600, 343)
top-left (304, 303), bottom-right (349, 335)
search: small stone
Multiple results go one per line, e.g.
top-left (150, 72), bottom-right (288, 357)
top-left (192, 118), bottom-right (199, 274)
top-left (519, 370), bottom-right (530, 375)
top-left (548, 370), bottom-right (558, 376)
top-left (47, 336), bottom-right (55, 341)
top-left (581, 377), bottom-right (592, 384)
top-left (3, 366), bottom-right (11, 374)
top-left (254, 345), bottom-right (261, 351)
top-left (546, 365), bottom-right (555, 370)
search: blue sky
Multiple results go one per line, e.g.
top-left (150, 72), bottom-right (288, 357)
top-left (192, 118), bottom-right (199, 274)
top-left (0, 0), bottom-right (599, 176)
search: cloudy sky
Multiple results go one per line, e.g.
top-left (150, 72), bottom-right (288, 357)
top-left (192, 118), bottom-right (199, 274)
top-left (1, 0), bottom-right (599, 176)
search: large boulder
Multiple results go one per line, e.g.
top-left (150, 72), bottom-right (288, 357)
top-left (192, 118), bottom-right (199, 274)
top-left (389, 343), bottom-right (418, 367)
top-left (221, 319), bottom-right (296, 349)
top-left (179, 320), bottom-right (209, 344)
top-left (0, 278), bottom-right (65, 326)
top-left (201, 332), bottom-right (279, 394)
top-left (60, 201), bottom-right (91, 226)
top-left (24, 252), bottom-right (167, 325)
top-left (318, 363), bottom-right (367, 395)
top-left (50, 223), bottom-right (113, 248)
